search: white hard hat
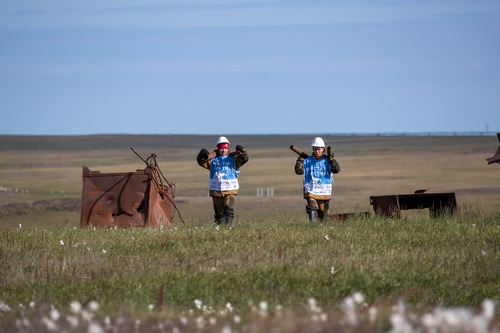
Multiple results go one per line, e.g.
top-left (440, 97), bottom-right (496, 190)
top-left (311, 137), bottom-right (325, 147)
top-left (216, 136), bottom-right (230, 145)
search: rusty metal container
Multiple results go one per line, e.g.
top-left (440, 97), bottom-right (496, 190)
top-left (370, 191), bottom-right (457, 218)
top-left (80, 166), bottom-right (175, 227)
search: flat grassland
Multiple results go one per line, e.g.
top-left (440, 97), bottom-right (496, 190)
top-left (0, 134), bottom-right (499, 332)
top-left (1, 134), bottom-right (499, 226)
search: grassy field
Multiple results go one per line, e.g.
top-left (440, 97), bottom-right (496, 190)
top-left (0, 134), bottom-right (499, 332)
top-left (1, 134), bottom-right (499, 226)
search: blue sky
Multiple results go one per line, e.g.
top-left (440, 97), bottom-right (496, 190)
top-left (1, 0), bottom-right (499, 135)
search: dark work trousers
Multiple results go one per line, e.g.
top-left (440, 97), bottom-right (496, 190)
top-left (212, 195), bottom-right (235, 224)
top-left (306, 197), bottom-right (330, 220)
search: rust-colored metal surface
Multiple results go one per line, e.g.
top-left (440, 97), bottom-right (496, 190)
top-left (80, 166), bottom-right (175, 227)
top-left (370, 191), bottom-right (457, 218)
top-left (486, 132), bottom-right (500, 165)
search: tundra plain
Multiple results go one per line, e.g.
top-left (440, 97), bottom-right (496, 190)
top-left (0, 134), bottom-right (499, 332)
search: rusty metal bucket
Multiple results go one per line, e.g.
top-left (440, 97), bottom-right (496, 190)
top-left (80, 166), bottom-right (175, 227)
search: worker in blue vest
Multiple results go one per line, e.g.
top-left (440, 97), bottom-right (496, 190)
top-left (295, 137), bottom-right (340, 222)
top-left (197, 136), bottom-right (249, 226)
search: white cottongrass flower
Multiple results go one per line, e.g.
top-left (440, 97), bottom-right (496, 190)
top-left (369, 306), bottom-right (378, 323)
top-left (88, 322), bottom-right (105, 333)
top-left (389, 312), bottom-right (413, 333)
top-left (70, 301), bottom-right (82, 314)
top-left (259, 301), bottom-right (269, 317)
top-left (352, 291), bottom-right (365, 305)
top-left (194, 299), bottom-right (203, 310)
top-left (41, 316), bottom-right (57, 331)
top-left (148, 304), bottom-right (154, 311)
top-left (330, 266), bottom-right (336, 274)
top-left (233, 314), bottom-right (241, 324)
top-left (81, 310), bottom-right (93, 322)
top-left (341, 296), bottom-right (355, 312)
top-left (66, 315), bottom-right (79, 328)
top-left (420, 302), bottom-right (496, 333)
top-left (481, 299), bottom-right (495, 320)
top-left (50, 308), bottom-right (60, 321)
top-left (195, 316), bottom-right (205, 329)
top-left (324, 235), bottom-right (330, 240)
top-left (102, 249), bottom-right (107, 254)
top-left (308, 298), bottom-right (321, 314)
top-left (60, 240), bottom-right (65, 246)
top-left (19, 224), bottom-right (22, 228)
top-left (226, 302), bottom-right (233, 313)
top-left (0, 301), bottom-right (11, 312)
top-left (88, 301), bottom-right (99, 312)
top-left (104, 316), bottom-right (112, 328)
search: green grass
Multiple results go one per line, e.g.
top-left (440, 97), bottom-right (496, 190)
top-left (1, 134), bottom-right (499, 331)
top-left (1, 209), bottom-right (498, 316)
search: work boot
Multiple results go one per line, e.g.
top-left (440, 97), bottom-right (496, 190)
top-left (224, 216), bottom-right (234, 228)
top-left (308, 210), bottom-right (318, 222)
top-left (214, 216), bottom-right (223, 225)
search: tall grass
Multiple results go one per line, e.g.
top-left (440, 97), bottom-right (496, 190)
top-left (1, 135), bottom-right (499, 331)
top-left (2, 209), bottom-right (498, 313)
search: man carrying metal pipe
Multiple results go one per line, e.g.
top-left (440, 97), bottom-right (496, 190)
top-left (196, 136), bottom-right (249, 227)
top-left (293, 137), bottom-right (341, 222)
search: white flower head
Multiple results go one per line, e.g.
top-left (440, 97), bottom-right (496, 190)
top-left (88, 322), bottom-right (105, 333)
top-left (50, 308), bottom-right (60, 321)
top-left (41, 317), bottom-right (57, 331)
top-left (0, 301), bottom-right (11, 312)
top-left (481, 299), bottom-right (495, 320)
top-left (342, 296), bottom-right (355, 311)
top-left (194, 299), bottom-right (203, 310)
top-left (66, 315), bottom-right (79, 328)
top-left (324, 235), bottom-right (330, 240)
top-left (225, 302), bottom-right (233, 312)
top-left (60, 240), bottom-right (64, 246)
top-left (88, 300), bottom-right (99, 312)
top-left (70, 301), bottom-right (82, 314)
top-left (259, 301), bottom-right (268, 317)
top-left (352, 292), bottom-right (365, 305)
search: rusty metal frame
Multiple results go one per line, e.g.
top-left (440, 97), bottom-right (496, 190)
top-left (370, 191), bottom-right (457, 218)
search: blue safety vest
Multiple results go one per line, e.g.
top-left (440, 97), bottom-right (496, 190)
top-left (303, 156), bottom-right (332, 195)
top-left (209, 156), bottom-right (240, 191)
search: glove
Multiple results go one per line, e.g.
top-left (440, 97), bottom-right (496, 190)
top-left (235, 145), bottom-right (245, 152)
top-left (199, 148), bottom-right (209, 160)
